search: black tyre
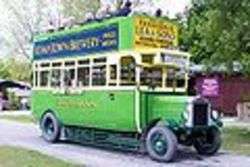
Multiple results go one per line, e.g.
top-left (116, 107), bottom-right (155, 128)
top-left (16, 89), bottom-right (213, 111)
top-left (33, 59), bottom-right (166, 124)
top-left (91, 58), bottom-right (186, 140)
top-left (193, 127), bottom-right (221, 155)
top-left (146, 126), bottom-right (177, 162)
top-left (40, 112), bottom-right (61, 143)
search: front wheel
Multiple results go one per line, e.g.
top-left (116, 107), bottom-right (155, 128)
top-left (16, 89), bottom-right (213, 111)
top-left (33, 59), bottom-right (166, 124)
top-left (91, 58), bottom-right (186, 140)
top-left (146, 126), bottom-right (177, 162)
top-left (40, 112), bottom-right (61, 143)
top-left (193, 127), bottom-right (221, 155)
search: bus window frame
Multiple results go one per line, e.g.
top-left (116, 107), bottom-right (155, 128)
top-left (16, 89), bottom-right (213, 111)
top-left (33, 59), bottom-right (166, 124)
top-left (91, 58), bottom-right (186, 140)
top-left (51, 68), bottom-right (62, 89)
top-left (137, 51), bottom-right (189, 92)
top-left (120, 56), bottom-right (137, 86)
top-left (36, 62), bottom-right (52, 88)
top-left (165, 67), bottom-right (176, 91)
top-left (32, 50), bottom-right (189, 92)
top-left (39, 70), bottom-right (50, 88)
top-left (86, 57), bottom-right (106, 87)
top-left (108, 64), bottom-right (117, 86)
top-left (77, 58), bottom-right (90, 88)
top-left (92, 64), bottom-right (107, 86)
top-left (140, 67), bottom-right (163, 88)
top-left (161, 51), bottom-right (189, 92)
top-left (64, 68), bottom-right (76, 88)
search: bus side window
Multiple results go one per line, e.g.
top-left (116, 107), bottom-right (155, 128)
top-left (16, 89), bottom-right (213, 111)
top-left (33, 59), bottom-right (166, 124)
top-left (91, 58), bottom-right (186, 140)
top-left (51, 69), bottom-right (61, 88)
top-left (176, 69), bottom-right (186, 88)
top-left (64, 69), bottom-right (75, 87)
top-left (109, 65), bottom-right (117, 86)
top-left (140, 68), bottom-right (162, 87)
top-left (92, 65), bottom-right (106, 86)
top-left (120, 56), bottom-right (136, 85)
top-left (40, 71), bottom-right (49, 87)
top-left (78, 67), bottom-right (90, 87)
top-left (166, 68), bottom-right (175, 88)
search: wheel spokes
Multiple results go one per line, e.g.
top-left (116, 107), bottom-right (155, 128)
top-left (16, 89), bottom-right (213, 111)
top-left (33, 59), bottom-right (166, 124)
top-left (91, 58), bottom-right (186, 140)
top-left (45, 119), bottom-right (54, 135)
top-left (151, 132), bottom-right (168, 156)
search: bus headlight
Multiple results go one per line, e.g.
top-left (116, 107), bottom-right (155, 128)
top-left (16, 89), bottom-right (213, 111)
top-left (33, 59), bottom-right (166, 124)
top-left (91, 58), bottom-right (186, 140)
top-left (211, 110), bottom-right (219, 120)
top-left (182, 102), bottom-right (192, 121)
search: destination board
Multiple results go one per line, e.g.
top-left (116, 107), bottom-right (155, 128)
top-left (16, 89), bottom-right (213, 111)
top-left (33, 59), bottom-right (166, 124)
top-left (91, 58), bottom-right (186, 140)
top-left (33, 24), bottom-right (119, 60)
top-left (134, 16), bottom-right (178, 49)
top-left (161, 53), bottom-right (188, 67)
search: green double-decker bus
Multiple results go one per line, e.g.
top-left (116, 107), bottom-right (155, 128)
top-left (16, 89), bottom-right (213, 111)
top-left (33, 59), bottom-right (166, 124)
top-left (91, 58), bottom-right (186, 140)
top-left (32, 15), bottom-right (222, 162)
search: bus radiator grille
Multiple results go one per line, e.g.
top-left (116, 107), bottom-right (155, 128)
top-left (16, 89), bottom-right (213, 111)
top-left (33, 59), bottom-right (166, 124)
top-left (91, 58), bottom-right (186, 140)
top-left (193, 103), bottom-right (208, 126)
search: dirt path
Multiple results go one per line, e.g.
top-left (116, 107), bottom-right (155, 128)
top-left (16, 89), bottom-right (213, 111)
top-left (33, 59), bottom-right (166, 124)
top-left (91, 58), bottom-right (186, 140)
top-left (0, 120), bottom-right (250, 167)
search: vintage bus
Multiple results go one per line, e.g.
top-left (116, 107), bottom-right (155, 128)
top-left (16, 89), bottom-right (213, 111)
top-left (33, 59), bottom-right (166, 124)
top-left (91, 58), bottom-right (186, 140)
top-left (32, 15), bottom-right (222, 162)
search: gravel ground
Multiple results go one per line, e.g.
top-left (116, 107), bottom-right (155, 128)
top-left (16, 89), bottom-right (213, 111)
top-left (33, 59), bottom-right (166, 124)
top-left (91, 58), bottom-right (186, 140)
top-left (1, 120), bottom-right (250, 167)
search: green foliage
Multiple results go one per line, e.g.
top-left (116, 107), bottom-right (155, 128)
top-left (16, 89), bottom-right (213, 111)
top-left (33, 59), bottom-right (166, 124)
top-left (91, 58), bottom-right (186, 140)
top-left (0, 58), bottom-right (31, 82)
top-left (7, 91), bottom-right (20, 110)
top-left (180, 0), bottom-right (250, 74)
top-left (0, 61), bottom-right (10, 79)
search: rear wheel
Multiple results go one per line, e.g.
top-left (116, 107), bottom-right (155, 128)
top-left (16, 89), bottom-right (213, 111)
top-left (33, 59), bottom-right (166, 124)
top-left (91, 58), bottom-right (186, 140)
top-left (193, 127), bottom-right (221, 155)
top-left (146, 126), bottom-right (177, 162)
top-left (40, 112), bottom-right (61, 143)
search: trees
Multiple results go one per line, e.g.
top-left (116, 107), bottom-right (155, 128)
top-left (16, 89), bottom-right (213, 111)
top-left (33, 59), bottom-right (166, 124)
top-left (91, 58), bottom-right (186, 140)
top-left (0, 0), bottom-right (103, 82)
top-left (1, 0), bottom-right (49, 59)
top-left (180, 0), bottom-right (250, 74)
top-left (0, 0), bottom-right (102, 60)
top-left (0, 58), bottom-right (31, 82)
top-left (61, 0), bottom-right (100, 23)
top-left (0, 0), bottom-right (102, 83)
top-left (0, 60), bottom-right (10, 79)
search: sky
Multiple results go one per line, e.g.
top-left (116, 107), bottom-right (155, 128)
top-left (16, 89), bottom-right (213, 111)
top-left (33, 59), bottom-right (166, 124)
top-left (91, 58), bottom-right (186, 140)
top-left (152, 0), bottom-right (191, 17)
top-left (102, 0), bottom-right (191, 18)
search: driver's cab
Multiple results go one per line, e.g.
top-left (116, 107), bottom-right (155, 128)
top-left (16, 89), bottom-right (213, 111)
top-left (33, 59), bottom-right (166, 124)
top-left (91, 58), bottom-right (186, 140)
top-left (110, 49), bottom-right (190, 92)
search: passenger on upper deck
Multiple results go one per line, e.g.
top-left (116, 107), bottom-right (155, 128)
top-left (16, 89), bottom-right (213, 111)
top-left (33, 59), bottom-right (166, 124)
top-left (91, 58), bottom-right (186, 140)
top-left (114, 1), bottom-right (132, 17)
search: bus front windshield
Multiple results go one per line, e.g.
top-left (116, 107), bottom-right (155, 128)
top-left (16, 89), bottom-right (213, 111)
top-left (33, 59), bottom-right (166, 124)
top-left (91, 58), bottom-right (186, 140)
top-left (140, 67), bottom-right (163, 88)
top-left (140, 66), bottom-right (186, 89)
top-left (139, 52), bottom-right (188, 89)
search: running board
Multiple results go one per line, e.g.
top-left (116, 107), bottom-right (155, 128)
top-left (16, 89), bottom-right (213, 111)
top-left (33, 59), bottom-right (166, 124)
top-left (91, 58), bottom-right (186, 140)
top-left (62, 126), bottom-right (145, 153)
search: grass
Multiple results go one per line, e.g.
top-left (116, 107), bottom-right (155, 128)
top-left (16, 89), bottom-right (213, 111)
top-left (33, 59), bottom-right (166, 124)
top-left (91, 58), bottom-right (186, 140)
top-left (222, 127), bottom-right (250, 155)
top-left (0, 115), bottom-right (35, 124)
top-left (0, 146), bottom-right (81, 167)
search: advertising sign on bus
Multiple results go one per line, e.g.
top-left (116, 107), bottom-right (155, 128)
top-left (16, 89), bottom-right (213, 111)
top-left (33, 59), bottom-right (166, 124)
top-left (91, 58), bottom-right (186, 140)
top-left (33, 24), bottom-right (119, 60)
top-left (134, 16), bottom-right (178, 49)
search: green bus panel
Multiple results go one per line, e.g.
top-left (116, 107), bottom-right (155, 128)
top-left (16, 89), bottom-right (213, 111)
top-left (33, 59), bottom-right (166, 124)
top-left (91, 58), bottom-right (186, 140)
top-left (140, 92), bottom-right (188, 129)
top-left (32, 90), bottom-right (137, 132)
top-left (118, 17), bottom-right (134, 50)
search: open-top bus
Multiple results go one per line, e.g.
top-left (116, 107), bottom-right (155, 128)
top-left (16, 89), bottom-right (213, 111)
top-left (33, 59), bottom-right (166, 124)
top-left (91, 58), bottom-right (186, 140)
top-left (32, 15), bottom-right (222, 162)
